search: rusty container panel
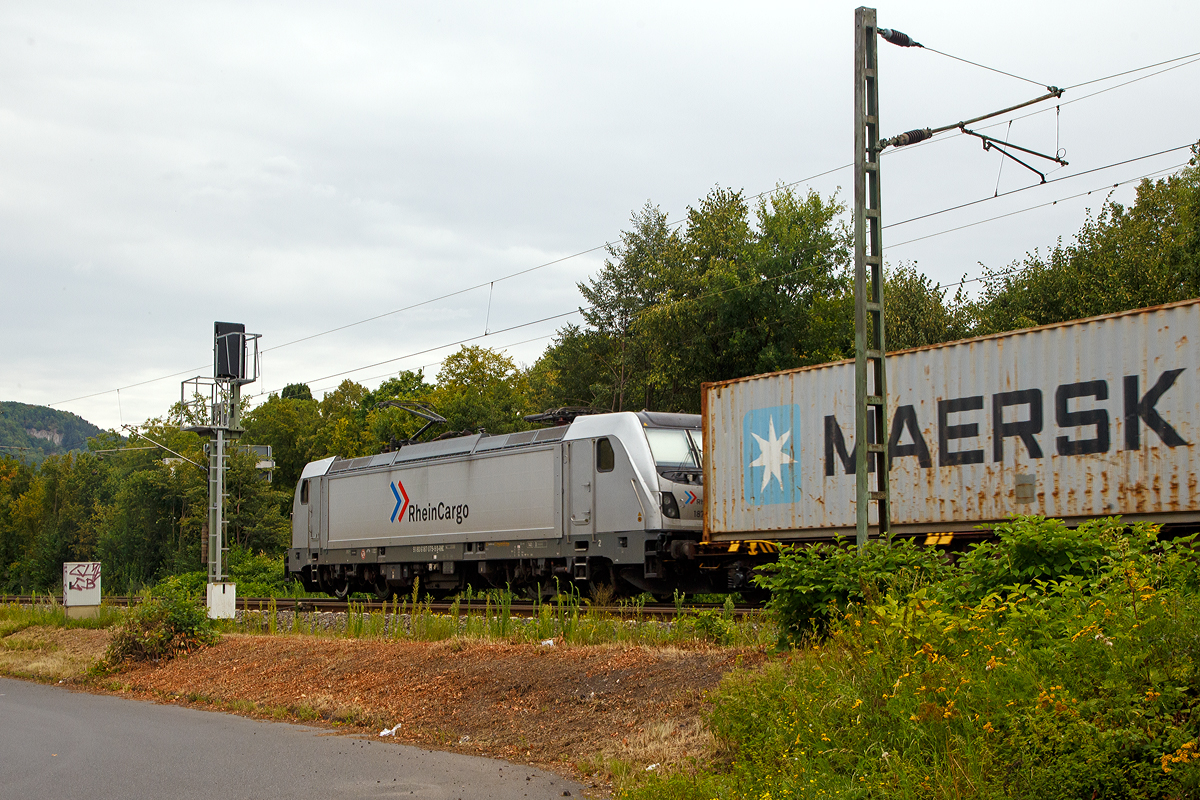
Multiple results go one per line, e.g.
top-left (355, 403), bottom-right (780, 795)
top-left (703, 300), bottom-right (1200, 538)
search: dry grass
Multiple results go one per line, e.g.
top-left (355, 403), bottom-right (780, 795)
top-left (612, 718), bottom-right (715, 766)
top-left (0, 625), bottom-right (109, 681)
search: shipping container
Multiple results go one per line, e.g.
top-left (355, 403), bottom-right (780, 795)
top-left (702, 300), bottom-right (1200, 540)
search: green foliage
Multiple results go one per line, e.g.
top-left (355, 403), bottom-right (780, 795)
top-left (429, 346), bottom-right (534, 434)
top-left (226, 547), bottom-right (299, 596)
top-left (755, 536), bottom-right (952, 642)
top-left (362, 370), bottom-right (435, 448)
top-left (103, 580), bottom-right (218, 665)
top-left (624, 516), bottom-right (1200, 800)
top-left (884, 262), bottom-right (975, 350)
top-left (92, 422), bottom-right (208, 594)
top-left (223, 448), bottom-right (292, 553)
top-left (280, 383), bottom-right (312, 401)
top-left (0, 401), bottom-right (103, 463)
top-left (242, 392), bottom-right (322, 489)
top-left (558, 186), bottom-right (855, 413)
top-left (167, 549), bottom-right (302, 600)
top-left (949, 515), bottom-right (1174, 602)
top-left (524, 324), bottom-right (620, 410)
top-left (975, 144), bottom-right (1200, 334)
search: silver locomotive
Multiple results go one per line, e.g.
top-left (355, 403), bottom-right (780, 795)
top-left (286, 409), bottom-right (757, 598)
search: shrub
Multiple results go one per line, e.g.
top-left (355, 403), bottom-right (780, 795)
top-left (623, 516), bottom-right (1200, 800)
top-left (754, 535), bottom-right (951, 643)
top-left (949, 515), bottom-right (1173, 601)
top-left (103, 579), bottom-right (218, 665)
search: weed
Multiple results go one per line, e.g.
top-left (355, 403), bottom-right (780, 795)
top-left (103, 581), bottom-right (218, 666)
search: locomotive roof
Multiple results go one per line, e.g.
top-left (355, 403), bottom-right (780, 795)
top-left (326, 425), bottom-right (571, 475)
top-left (324, 410), bottom-right (701, 476)
top-left (635, 410), bottom-right (701, 429)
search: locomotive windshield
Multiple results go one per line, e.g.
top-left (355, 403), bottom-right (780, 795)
top-left (644, 428), bottom-right (703, 479)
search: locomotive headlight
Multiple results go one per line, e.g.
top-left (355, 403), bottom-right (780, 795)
top-left (661, 491), bottom-right (680, 519)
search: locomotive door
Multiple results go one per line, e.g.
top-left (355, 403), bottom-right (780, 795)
top-left (308, 485), bottom-right (317, 544)
top-left (568, 439), bottom-right (595, 535)
top-left (305, 479), bottom-right (319, 545)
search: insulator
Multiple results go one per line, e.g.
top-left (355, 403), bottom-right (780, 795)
top-left (891, 128), bottom-right (932, 147)
top-left (879, 28), bottom-right (921, 47)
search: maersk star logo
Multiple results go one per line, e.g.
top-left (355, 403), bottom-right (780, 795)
top-left (749, 416), bottom-right (794, 491)
top-left (742, 405), bottom-right (801, 505)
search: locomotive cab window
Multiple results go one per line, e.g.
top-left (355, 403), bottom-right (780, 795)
top-left (645, 428), bottom-right (700, 470)
top-left (596, 438), bottom-right (615, 472)
top-left (644, 427), bottom-right (703, 482)
top-left (300, 479), bottom-right (309, 504)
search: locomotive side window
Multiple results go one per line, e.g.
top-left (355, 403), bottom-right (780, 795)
top-left (596, 438), bottom-right (615, 472)
top-left (300, 479), bottom-right (309, 504)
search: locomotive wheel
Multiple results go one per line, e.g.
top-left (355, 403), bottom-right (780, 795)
top-left (331, 577), bottom-right (352, 600)
top-left (373, 578), bottom-right (393, 602)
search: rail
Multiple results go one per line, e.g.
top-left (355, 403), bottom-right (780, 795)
top-left (2, 595), bottom-right (763, 619)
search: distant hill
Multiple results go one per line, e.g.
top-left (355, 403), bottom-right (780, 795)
top-left (0, 402), bottom-right (104, 462)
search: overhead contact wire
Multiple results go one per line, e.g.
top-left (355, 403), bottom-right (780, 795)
top-left (885, 143), bottom-right (1195, 229)
top-left (889, 162), bottom-right (1188, 249)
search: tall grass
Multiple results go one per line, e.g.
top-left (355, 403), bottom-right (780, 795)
top-left (0, 593), bottom-right (123, 634)
top-left (231, 581), bottom-right (776, 648)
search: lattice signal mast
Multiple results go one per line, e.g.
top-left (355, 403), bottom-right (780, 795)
top-left (182, 323), bottom-right (260, 615)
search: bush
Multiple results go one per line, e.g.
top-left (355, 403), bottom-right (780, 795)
top-left (949, 515), bottom-right (1176, 601)
top-left (103, 578), bottom-right (218, 665)
top-left (754, 535), bottom-right (951, 643)
top-left (159, 548), bottom-right (304, 599)
top-left (623, 516), bottom-right (1200, 800)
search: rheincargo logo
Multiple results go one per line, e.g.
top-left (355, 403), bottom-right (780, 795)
top-left (389, 478), bottom-right (469, 524)
top-left (390, 479), bottom-right (410, 523)
top-left (408, 502), bottom-right (470, 525)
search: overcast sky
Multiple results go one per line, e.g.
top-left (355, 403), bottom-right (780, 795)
top-left (2, 1), bottom-right (1197, 431)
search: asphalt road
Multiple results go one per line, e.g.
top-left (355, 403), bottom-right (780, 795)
top-left (0, 677), bottom-right (583, 800)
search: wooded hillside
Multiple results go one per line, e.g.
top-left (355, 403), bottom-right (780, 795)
top-left (0, 402), bottom-right (103, 463)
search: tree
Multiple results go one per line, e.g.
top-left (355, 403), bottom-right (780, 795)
top-left (309, 380), bottom-right (373, 459)
top-left (93, 421), bottom-right (207, 592)
top-left (527, 325), bottom-right (622, 411)
top-left (975, 144), bottom-right (1200, 333)
top-left (281, 383), bottom-right (313, 401)
top-left (884, 263), bottom-right (975, 350)
top-left (430, 346), bottom-right (533, 434)
top-left (361, 370), bottom-right (438, 448)
top-left (570, 185), bottom-right (854, 413)
top-left (242, 393), bottom-right (322, 489)
top-left (578, 201), bottom-right (685, 411)
top-left (223, 448), bottom-right (292, 553)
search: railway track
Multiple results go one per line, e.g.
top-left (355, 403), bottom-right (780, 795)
top-left (3, 594), bottom-right (763, 619)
